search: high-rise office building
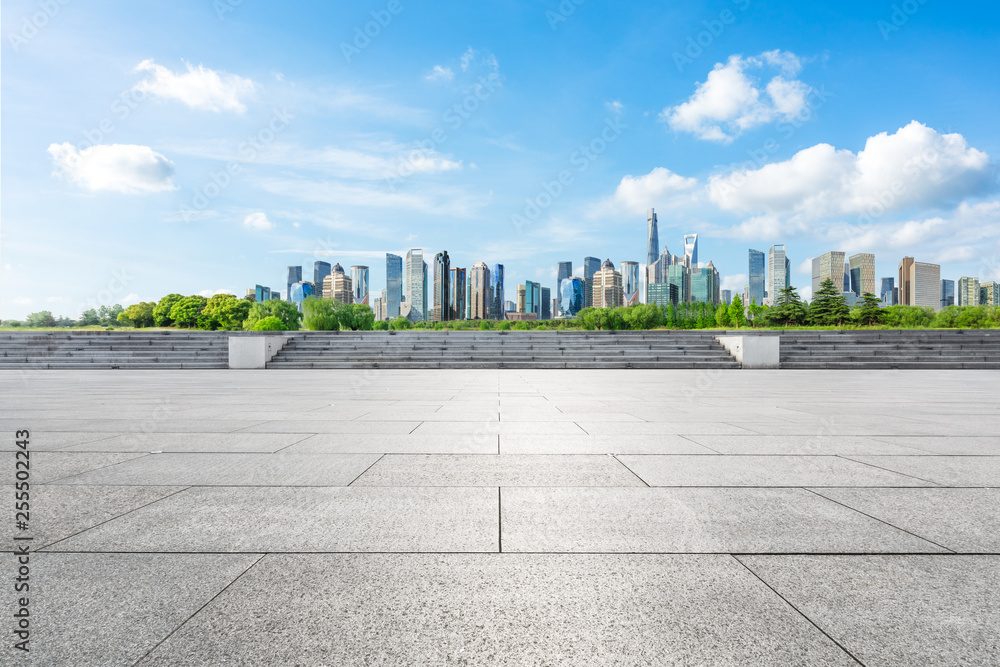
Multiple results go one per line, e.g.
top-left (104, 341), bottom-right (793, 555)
top-left (667, 264), bottom-right (689, 304)
top-left (541, 287), bottom-right (551, 320)
top-left (556, 261), bottom-right (573, 316)
top-left (849, 253), bottom-right (876, 297)
top-left (469, 262), bottom-right (490, 320)
top-left (898, 257), bottom-right (940, 309)
top-left (958, 276), bottom-right (980, 307)
top-left (645, 245), bottom-right (675, 301)
top-left (372, 297), bottom-right (384, 321)
top-left (386, 254), bottom-right (403, 319)
top-left (516, 285), bottom-right (526, 313)
top-left (559, 277), bottom-right (585, 317)
top-left (981, 281), bottom-right (999, 305)
top-left (351, 266), bottom-right (369, 305)
top-left (690, 262), bottom-right (720, 305)
top-left (844, 264), bottom-right (851, 293)
top-left (324, 263), bottom-right (353, 304)
top-left (940, 279), bottom-right (955, 309)
top-left (684, 234), bottom-right (699, 267)
top-left (812, 251), bottom-right (847, 296)
top-left (766, 245), bottom-right (788, 306)
top-left (405, 250), bottom-right (427, 321)
top-left (288, 282), bottom-right (313, 311)
top-left (505, 300), bottom-right (516, 314)
top-left (592, 260), bottom-right (624, 309)
top-left (748, 249), bottom-right (766, 306)
top-left (313, 262), bottom-right (331, 298)
top-left (524, 280), bottom-right (541, 319)
top-left (882, 277), bottom-right (896, 305)
top-left (647, 283), bottom-right (679, 308)
top-left (621, 261), bottom-right (640, 306)
top-left (449, 267), bottom-right (466, 320)
top-left (582, 257), bottom-right (601, 309)
top-left (721, 290), bottom-right (732, 305)
top-left (432, 251), bottom-right (451, 321)
top-left (490, 264), bottom-right (505, 320)
top-left (286, 266), bottom-right (302, 302)
top-left (646, 209), bottom-right (659, 267)
top-left (254, 285), bottom-right (272, 303)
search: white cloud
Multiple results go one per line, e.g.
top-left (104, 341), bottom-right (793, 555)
top-left (722, 274), bottom-right (748, 292)
top-left (243, 212), bottom-right (274, 230)
top-left (425, 65), bottom-right (454, 82)
top-left (707, 122), bottom-right (994, 223)
top-left (48, 143), bottom-right (176, 194)
top-left (609, 167), bottom-right (699, 214)
top-left (133, 60), bottom-right (256, 113)
top-left (605, 100), bottom-right (623, 115)
top-left (198, 289), bottom-right (236, 298)
top-left (461, 47), bottom-right (477, 71)
top-left (661, 51), bottom-right (811, 143)
top-left (121, 293), bottom-right (141, 305)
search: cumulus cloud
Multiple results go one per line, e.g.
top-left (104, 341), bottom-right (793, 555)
top-left (121, 294), bottom-right (141, 305)
top-left (133, 60), bottom-right (256, 113)
top-left (243, 212), bottom-right (274, 230)
top-left (707, 121), bottom-right (994, 222)
top-left (609, 167), bottom-right (699, 214)
top-left (425, 65), bottom-right (454, 82)
top-left (48, 143), bottom-right (176, 194)
top-left (661, 51), bottom-right (811, 142)
top-left (198, 289), bottom-right (236, 298)
top-left (605, 100), bottom-right (624, 115)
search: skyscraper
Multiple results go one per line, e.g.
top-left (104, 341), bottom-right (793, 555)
top-left (288, 282), bottom-right (313, 311)
top-left (849, 253), bottom-right (876, 296)
top-left (449, 267), bottom-right (466, 320)
top-left (620, 261), bottom-right (640, 306)
top-left (812, 251), bottom-right (847, 297)
top-left (556, 261), bottom-right (573, 316)
top-left (525, 281), bottom-right (541, 319)
top-left (766, 245), bottom-right (788, 306)
top-left (981, 282), bottom-right (999, 306)
top-left (668, 264), bottom-right (690, 304)
top-left (490, 264), bottom-right (505, 320)
top-left (881, 277), bottom-right (896, 305)
top-left (559, 277), bottom-right (585, 317)
top-left (748, 249), bottom-right (765, 305)
top-left (432, 251), bottom-right (451, 321)
top-left (541, 287), bottom-right (551, 320)
top-left (690, 262), bottom-right (720, 305)
top-left (582, 256), bottom-right (601, 309)
top-left (351, 266), bottom-right (369, 305)
top-left (958, 276), bottom-right (980, 307)
top-left (324, 264), bottom-right (353, 304)
top-left (940, 279), bottom-right (955, 309)
top-left (646, 209), bottom-right (659, 267)
top-left (405, 249), bottom-right (426, 321)
top-left (386, 254), bottom-right (403, 319)
top-left (683, 234), bottom-right (699, 266)
top-left (898, 257), bottom-right (940, 309)
top-left (592, 260), bottom-right (624, 309)
top-left (313, 262), bottom-right (331, 298)
top-left (469, 262), bottom-right (490, 320)
top-left (286, 266), bottom-right (302, 302)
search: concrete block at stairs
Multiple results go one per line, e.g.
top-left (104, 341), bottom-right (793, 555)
top-left (715, 335), bottom-right (780, 369)
top-left (229, 334), bottom-right (290, 369)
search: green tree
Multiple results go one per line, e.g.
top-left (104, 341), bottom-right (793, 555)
top-left (854, 292), bottom-right (884, 326)
top-left (25, 311), bottom-right (57, 328)
top-left (496, 320), bottom-right (511, 331)
top-left (768, 286), bottom-right (808, 326)
top-left (809, 279), bottom-right (849, 326)
top-left (715, 303), bottom-right (731, 328)
top-left (154, 294), bottom-right (184, 327)
top-left (79, 309), bottom-right (100, 326)
top-left (250, 316), bottom-right (286, 331)
top-left (120, 302), bottom-right (155, 328)
top-left (373, 320), bottom-right (389, 330)
top-left (243, 299), bottom-right (302, 331)
top-left (302, 297), bottom-right (340, 331)
top-left (728, 295), bottom-right (746, 328)
top-left (334, 302), bottom-right (375, 331)
top-left (746, 297), bottom-right (766, 328)
top-left (389, 316), bottom-right (412, 330)
top-left (169, 296), bottom-right (208, 328)
top-left (197, 294), bottom-right (246, 330)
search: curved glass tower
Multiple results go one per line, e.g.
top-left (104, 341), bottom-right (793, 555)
top-left (559, 277), bottom-right (585, 317)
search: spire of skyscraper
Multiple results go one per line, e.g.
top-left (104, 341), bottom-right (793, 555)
top-left (646, 209), bottom-right (659, 268)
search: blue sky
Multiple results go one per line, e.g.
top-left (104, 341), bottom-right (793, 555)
top-left (3, 0), bottom-right (999, 318)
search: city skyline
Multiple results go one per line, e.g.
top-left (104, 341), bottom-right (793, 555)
top-left (3, 1), bottom-right (1000, 320)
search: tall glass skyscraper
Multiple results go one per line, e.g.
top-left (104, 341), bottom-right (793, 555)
top-left (556, 261), bottom-right (573, 316)
top-left (289, 282), bottom-right (313, 311)
top-left (767, 245), bottom-right (788, 305)
top-left (469, 262), bottom-right (490, 320)
top-left (748, 249), bottom-right (765, 305)
top-left (313, 262), bottom-right (331, 298)
top-left (940, 279), bottom-right (955, 309)
top-left (490, 264), bottom-right (505, 320)
top-left (881, 277), bottom-right (896, 305)
top-left (559, 277), bottom-right (585, 317)
top-left (405, 249), bottom-right (426, 321)
top-left (286, 266), bottom-right (302, 302)
top-left (621, 261), bottom-right (639, 306)
top-left (646, 209), bottom-right (659, 267)
top-left (541, 287), bottom-right (551, 320)
top-left (849, 253), bottom-right (876, 296)
top-left (449, 267), bottom-right (466, 320)
top-left (385, 254), bottom-right (403, 319)
top-left (433, 251), bottom-right (451, 321)
top-left (683, 234), bottom-right (699, 266)
top-left (582, 256), bottom-right (601, 309)
top-left (351, 266), bottom-right (369, 305)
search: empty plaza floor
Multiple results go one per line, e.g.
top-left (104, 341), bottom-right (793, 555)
top-left (2, 368), bottom-right (999, 665)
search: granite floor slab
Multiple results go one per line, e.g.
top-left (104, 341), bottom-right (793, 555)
top-left (681, 434), bottom-right (929, 456)
top-left (845, 456), bottom-right (1000, 486)
top-left (500, 434), bottom-right (717, 455)
top-left (59, 432), bottom-right (314, 453)
top-left (285, 433), bottom-right (500, 454)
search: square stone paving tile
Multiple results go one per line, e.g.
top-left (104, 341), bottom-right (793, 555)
top-left (237, 420), bottom-right (422, 434)
top-left (812, 488), bottom-right (1000, 553)
top-left (845, 456), bottom-right (1000, 487)
top-left (352, 454), bottom-right (645, 487)
top-left (1, 553), bottom-right (259, 667)
top-left (501, 487), bottom-right (946, 553)
top-left (59, 432), bottom-right (313, 453)
top-left (500, 434), bottom-right (717, 455)
top-left (741, 555), bottom-right (1000, 666)
top-left (17, 451), bottom-right (150, 484)
top-left (51, 453), bottom-right (380, 487)
top-left (136, 553), bottom-right (856, 666)
top-left (575, 421), bottom-right (759, 436)
top-left (285, 433), bottom-right (499, 455)
top-left (681, 434), bottom-right (928, 456)
top-left (47, 487), bottom-right (499, 553)
top-left (617, 455), bottom-right (935, 487)
top-left (0, 431), bottom-right (119, 451)
top-left (868, 436), bottom-right (1000, 456)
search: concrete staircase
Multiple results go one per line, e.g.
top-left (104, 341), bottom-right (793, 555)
top-left (0, 331), bottom-right (230, 369)
top-left (267, 330), bottom-right (741, 369)
top-left (778, 330), bottom-right (1000, 369)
